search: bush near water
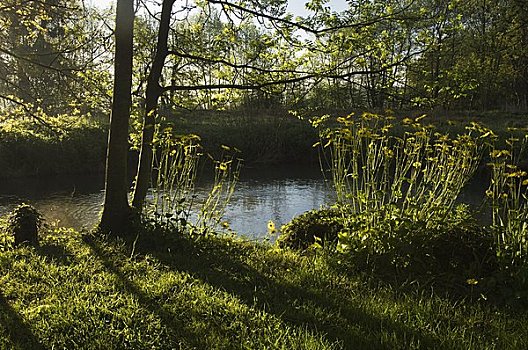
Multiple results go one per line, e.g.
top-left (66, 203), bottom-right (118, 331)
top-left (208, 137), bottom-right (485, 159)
top-left (278, 113), bottom-right (528, 307)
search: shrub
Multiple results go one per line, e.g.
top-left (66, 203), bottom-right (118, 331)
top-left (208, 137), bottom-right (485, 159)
top-left (281, 204), bottom-right (498, 297)
top-left (277, 207), bottom-right (344, 250)
top-left (6, 203), bottom-right (44, 247)
top-left (344, 205), bottom-right (496, 281)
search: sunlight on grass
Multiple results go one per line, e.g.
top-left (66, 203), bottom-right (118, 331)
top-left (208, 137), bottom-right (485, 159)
top-left (1, 225), bottom-right (526, 349)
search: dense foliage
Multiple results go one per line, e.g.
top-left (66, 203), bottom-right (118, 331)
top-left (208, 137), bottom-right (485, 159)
top-left (2, 0), bottom-right (527, 129)
top-left (279, 113), bottom-right (528, 306)
top-left (0, 0), bottom-right (526, 186)
top-left (278, 207), bottom-right (344, 250)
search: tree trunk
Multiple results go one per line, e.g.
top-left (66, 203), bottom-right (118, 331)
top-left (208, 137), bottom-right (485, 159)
top-left (99, 0), bottom-right (135, 234)
top-left (132, 0), bottom-right (174, 210)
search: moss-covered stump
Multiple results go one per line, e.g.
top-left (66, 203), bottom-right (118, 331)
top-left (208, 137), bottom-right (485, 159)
top-left (278, 207), bottom-right (343, 250)
top-left (7, 203), bottom-right (43, 247)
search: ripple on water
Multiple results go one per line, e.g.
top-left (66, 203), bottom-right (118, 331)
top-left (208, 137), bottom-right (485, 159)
top-left (0, 165), bottom-right (490, 239)
top-left (0, 169), bottom-right (334, 238)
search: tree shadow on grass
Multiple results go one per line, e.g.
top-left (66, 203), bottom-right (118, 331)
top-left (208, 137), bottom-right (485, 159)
top-left (36, 241), bottom-right (75, 266)
top-left (118, 231), bottom-right (449, 349)
top-left (82, 233), bottom-right (240, 349)
top-left (0, 293), bottom-right (45, 350)
top-left (83, 236), bottom-right (210, 348)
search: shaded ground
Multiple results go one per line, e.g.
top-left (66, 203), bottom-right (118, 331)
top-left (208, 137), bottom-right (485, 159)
top-left (0, 227), bottom-right (527, 349)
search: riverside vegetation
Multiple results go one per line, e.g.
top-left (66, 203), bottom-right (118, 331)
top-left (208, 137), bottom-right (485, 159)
top-left (0, 109), bottom-right (317, 179)
top-left (0, 112), bottom-right (107, 178)
top-left (281, 113), bottom-right (528, 306)
top-left (1, 108), bottom-right (525, 179)
top-left (1, 112), bottom-right (528, 348)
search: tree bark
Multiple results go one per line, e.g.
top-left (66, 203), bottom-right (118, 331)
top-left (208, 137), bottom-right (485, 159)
top-left (132, 0), bottom-right (174, 209)
top-left (99, 0), bottom-right (134, 234)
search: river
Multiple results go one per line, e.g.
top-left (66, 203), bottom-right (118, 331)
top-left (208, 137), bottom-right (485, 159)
top-left (0, 164), bottom-right (334, 240)
top-left (0, 163), bottom-right (492, 239)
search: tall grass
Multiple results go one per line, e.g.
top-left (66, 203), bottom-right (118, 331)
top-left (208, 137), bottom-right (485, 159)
top-left (147, 127), bottom-right (241, 235)
top-left (487, 130), bottom-right (528, 266)
top-left (315, 113), bottom-right (484, 226)
top-left (195, 146), bottom-right (242, 234)
top-left (148, 128), bottom-right (201, 231)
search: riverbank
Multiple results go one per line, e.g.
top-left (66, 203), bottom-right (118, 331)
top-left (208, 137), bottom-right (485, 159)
top-left (0, 226), bottom-right (527, 349)
top-left (0, 109), bottom-right (319, 179)
top-left (163, 109), bottom-right (319, 164)
top-left (0, 116), bottom-right (107, 179)
top-left (1, 109), bottom-right (527, 179)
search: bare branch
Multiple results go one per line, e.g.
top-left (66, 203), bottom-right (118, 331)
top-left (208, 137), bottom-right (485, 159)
top-left (163, 51), bottom-right (421, 93)
top-left (167, 49), bottom-right (313, 75)
top-left (206, 0), bottom-right (416, 35)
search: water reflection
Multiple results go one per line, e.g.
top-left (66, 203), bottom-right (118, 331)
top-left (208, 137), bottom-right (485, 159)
top-left (0, 165), bottom-right (334, 239)
top-left (221, 178), bottom-right (333, 238)
top-left (0, 164), bottom-right (492, 239)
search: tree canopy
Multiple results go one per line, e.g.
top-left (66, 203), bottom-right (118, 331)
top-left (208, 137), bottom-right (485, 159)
top-left (2, 0), bottom-right (526, 120)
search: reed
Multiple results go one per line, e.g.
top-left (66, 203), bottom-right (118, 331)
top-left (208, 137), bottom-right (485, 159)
top-left (315, 113), bottom-right (483, 228)
top-left (147, 127), bottom-right (241, 235)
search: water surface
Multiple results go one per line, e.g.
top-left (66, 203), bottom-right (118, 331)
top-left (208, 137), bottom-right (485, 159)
top-left (0, 165), bottom-right (334, 239)
top-left (0, 164), bottom-right (492, 239)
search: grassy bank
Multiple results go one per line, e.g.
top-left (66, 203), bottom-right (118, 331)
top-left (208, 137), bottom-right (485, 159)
top-left (2, 109), bottom-right (527, 178)
top-left (0, 225), bottom-right (527, 349)
top-left (0, 109), bottom-right (318, 178)
top-left (160, 110), bottom-right (319, 165)
top-left (162, 108), bottom-right (528, 167)
top-left (0, 116), bottom-right (107, 178)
